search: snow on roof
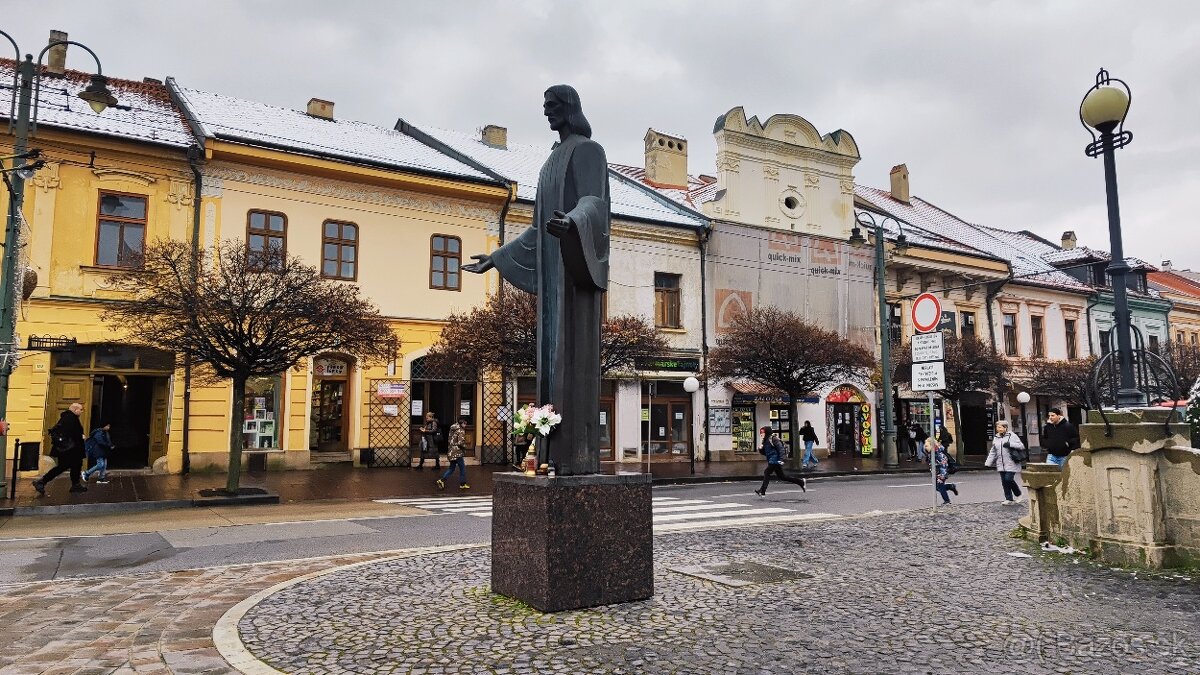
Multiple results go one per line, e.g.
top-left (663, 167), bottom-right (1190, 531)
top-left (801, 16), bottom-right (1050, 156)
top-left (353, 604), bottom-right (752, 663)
top-left (174, 87), bottom-right (492, 182)
top-left (1040, 245), bottom-right (1155, 271)
top-left (608, 163), bottom-right (719, 211)
top-left (412, 125), bottom-right (705, 229)
top-left (854, 185), bottom-right (1092, 293)
top-left (0, 59), bottom-right (193, 149)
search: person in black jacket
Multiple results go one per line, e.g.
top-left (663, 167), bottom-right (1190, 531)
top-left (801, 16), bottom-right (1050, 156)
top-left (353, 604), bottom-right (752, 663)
top-left (33, 403), bottom-right (88, 494)
top-left (1040, 408), bottom-right (1080, 469)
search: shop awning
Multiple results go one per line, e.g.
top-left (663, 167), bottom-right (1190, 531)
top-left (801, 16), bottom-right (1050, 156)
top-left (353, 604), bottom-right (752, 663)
top-left (728, 381), bottom-right (818, 404)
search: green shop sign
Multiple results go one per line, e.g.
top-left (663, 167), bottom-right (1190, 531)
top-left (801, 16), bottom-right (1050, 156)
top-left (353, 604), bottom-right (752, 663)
top-left (636, 356), bottom-right (701, 372)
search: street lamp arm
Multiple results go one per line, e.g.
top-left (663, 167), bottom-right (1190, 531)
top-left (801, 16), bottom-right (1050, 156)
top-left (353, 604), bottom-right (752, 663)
top-left (28, 40), bottom-right (115, 129)
top-left (0, 30), bottom-right (19, 135)
top-left (35, 40), bottom-right (107, 75)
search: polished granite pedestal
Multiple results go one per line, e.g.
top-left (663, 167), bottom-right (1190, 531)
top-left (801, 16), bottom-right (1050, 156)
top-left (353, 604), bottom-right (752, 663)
top-left (490, 472), bottom-right (653, 612)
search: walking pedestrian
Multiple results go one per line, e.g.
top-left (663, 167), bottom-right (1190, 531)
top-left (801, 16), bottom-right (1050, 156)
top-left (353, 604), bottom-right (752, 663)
top-left (415, 411), bottom-right (442, 470)
top-left (929, 438), bottom-right (958, 505)
top-left (754, 426), bottom-right (805, 496)
top-left (81, 421), bottom-right (114, 484)
top-left (984, 420), bottom-right (1026, 505)
top-left (799, 420), bottom-right (820, 468)
top-left (33, 403), bottom-right (87, 495)
top-left (936, 424), bottom-right (954, 452)
top-left (913, 423), bottom-right (930, 463)
top-left (1040, 408), bottom-right (1080, 469)
top-left (436, 416), bottom-right (470, 490)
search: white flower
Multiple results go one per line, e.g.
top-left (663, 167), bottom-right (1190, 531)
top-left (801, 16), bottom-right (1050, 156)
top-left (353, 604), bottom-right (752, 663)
top-left (536, 423), bottom-right (551, 435)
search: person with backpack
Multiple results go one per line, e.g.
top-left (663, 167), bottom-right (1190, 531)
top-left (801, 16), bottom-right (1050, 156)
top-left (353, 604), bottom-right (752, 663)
top-left (81, 421), bottom-right (114, 484)
top-left (984, 420), bottom-right (1027, 505)
top-left (754, 426), bottom-right (806, 497)
top-left (937, 424), bottom-right (954, 452)
top-left (799, 420), bottom-right (820, 469)
top-left (912, 423), bottom-right (930, 462)
top-left (33, 402), bottom-right (87, 495)
top-left (436, 416), bottom-right (470, 491)
top-left (415, 411), bottom-right (442, 471)
top-left (927, 438), bottom-right (958, 505)
top-left (1040, 408), bottom-right (1080, 468)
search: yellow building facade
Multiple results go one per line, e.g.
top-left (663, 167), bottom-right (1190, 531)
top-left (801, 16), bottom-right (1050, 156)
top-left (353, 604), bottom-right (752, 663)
top-left (173, 85), bottom-right (511, 473)
top-left (2, 62), bottom-right (512, 479)
top-left (0, 64), bottom-right (198, 476)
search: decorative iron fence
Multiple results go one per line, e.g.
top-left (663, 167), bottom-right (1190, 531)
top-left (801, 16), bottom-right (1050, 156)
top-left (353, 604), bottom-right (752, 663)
top-left (365, 376), bottom-right (512, 467)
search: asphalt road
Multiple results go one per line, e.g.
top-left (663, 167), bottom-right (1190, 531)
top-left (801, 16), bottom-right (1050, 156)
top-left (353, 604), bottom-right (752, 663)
top-left (0, 472), bottom-right (1012, 584)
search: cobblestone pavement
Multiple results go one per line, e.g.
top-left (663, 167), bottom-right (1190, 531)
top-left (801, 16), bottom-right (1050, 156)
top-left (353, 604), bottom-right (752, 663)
top-left (0, 550), bottom-right (404, 674)
top-left (239, 504), bottom-right (1200, 675)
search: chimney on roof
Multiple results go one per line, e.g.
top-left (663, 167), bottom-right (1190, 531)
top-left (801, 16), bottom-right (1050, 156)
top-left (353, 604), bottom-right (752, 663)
top-left (481, 124), bottom-right (507, 149)
top-left (889, 164), bottom-right (910, 204)
top-left (306, 98), bottom-right (334, 120)
top-left (1162, 260), bottom-right (1173, 271)
top-left (1062, 231), bottom-right (1078, 250)
top-left (643, 129), bottom-right (688, 189)
top-left (46, 30), bottom-right (68, 76)
top-left (698, 174), bottom-right (717, 184)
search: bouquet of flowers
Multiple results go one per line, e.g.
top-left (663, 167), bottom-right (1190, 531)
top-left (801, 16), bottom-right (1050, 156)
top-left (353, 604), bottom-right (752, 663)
top-left (513, 403), bottom-right (562, 437)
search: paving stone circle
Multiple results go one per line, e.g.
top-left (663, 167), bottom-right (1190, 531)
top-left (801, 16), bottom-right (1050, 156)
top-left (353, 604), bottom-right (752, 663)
top-left (238, 504), bottom-right (1200, 674)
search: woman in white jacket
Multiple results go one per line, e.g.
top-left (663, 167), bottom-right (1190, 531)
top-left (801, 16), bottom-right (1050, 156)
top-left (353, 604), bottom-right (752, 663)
top-left (984, 420), bottom-right (1026, 505)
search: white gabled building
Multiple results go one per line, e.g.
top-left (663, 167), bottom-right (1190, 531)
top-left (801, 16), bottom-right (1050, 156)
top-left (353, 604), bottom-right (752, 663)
top-left (618, 109), bottom-right (882, 464)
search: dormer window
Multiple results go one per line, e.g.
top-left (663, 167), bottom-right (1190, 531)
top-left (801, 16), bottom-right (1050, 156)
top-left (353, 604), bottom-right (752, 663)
top-left (1092, 262), bottom-right (1108, 288)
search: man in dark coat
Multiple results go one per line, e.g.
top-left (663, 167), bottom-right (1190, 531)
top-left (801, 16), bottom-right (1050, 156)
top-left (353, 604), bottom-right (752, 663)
top-left (1040, 407), bottom-right (1080, 468)
top-left (464, 84), bottom-right (610, 475)
top-left (34, 402), bottom-right (88, 494)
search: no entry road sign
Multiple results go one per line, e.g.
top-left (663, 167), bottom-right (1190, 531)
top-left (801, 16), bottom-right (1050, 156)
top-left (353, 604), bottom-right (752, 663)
top-left (911, 293), bottom-right (942, 333)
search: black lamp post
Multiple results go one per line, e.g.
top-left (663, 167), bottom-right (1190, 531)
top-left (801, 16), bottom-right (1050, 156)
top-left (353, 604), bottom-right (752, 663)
top-left (1080, 68), bottom-right (1143, 408)
top-left (849, 212), bottom-right (908, 468)
top-left (0, 31), bottom-right (116, 487)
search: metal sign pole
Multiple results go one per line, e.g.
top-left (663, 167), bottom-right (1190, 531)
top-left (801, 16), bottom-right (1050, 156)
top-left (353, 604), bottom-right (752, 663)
top-left (929, 392), bottom-right (938, 512)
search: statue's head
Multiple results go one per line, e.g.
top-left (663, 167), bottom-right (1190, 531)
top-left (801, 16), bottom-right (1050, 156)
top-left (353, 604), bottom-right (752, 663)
top-left (544, 85), bottom-right (592, 138)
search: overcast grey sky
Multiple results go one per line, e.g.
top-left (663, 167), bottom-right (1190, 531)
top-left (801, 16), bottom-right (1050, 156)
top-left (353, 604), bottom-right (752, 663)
top-left (8, 1), bottom-right (1199, 269)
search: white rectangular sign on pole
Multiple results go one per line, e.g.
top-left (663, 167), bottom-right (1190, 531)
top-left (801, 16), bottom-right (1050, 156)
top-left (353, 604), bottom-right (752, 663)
top-left (912, 361), bottom-right (946, 392)
top-left (911, 332), bottom-right (944, 363)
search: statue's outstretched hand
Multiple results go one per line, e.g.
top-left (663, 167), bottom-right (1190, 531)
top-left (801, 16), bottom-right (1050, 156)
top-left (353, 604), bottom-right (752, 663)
top-left (546, 210), bottom-right (573, 238)
top-left (462, 254), bottom-right (494, 274)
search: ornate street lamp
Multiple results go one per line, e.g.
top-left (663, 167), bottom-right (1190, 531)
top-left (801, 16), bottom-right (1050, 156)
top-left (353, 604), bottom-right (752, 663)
top-left (849, 211), bottom-right (910, 468)
top-left (1079, 68), bottom-right (1142, 407)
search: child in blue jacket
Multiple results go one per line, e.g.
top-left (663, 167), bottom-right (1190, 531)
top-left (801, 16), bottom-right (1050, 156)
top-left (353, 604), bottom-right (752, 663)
top-left (81, 421), bottom-right (114, 484)
top-left (755, 426), bottom-right (806, 496)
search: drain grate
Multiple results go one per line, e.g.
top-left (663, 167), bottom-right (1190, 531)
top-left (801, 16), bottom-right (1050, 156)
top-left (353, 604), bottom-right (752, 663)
top-left (669, 561), bottom-right (812, 587)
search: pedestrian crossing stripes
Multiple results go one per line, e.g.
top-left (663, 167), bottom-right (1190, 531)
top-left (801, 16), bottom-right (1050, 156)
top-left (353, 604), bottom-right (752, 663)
top-left (375, 495), bottom-right (839, 532)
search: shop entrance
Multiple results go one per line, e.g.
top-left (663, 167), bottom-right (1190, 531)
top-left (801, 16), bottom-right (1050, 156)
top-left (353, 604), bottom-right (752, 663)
top-left (310, 355), bottom-right (352, 454)
top-left (641, 380), bottom-right (691, 462)
top-left (830, 404), bottom-right (859, 455)
top-left (46, 344), bottom-right (173, 469)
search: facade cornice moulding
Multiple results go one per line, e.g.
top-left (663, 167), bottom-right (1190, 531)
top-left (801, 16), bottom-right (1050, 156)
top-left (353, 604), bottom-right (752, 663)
top-left (201, 162), bottom-right (500, 227)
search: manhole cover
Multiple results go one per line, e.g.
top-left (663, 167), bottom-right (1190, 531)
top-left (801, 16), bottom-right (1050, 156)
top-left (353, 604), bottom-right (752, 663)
top-left (669, 561), bottom-right (812, 587)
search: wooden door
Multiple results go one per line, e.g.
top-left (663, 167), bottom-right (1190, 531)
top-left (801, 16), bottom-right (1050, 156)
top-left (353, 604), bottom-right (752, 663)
top-left (311, 378), bottom-right (348, 452)
top-left (44, 374), bottom-right (93, 452)
top-left (148, 376), bottom-right (170, 466)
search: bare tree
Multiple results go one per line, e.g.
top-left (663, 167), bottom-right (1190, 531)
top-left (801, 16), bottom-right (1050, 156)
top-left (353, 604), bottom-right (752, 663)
top-left (707, 306), bottom-right (874, 456)
top-left (894, 335), bottom-right (1008, 454)
top-left (427, 286), bottom-right (667, 377)
top-left (1164, 342), bottom-right (1200, 394)
top-left (105, 240), bottom-right (397, 494)
top-left (1017, 356), bottom-right (1098, 408)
